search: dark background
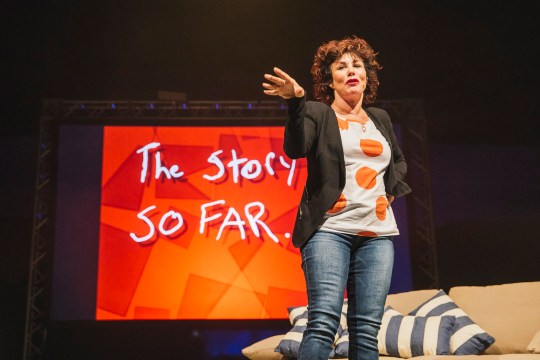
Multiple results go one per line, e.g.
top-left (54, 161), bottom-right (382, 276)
top-left (1, 0), bottom-right (539, 358)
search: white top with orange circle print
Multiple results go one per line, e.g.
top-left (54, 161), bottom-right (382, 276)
top-left (318, 114), bottom-right (399, 237)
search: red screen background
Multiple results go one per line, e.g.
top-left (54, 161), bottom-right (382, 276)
top-left (97, 125), bottom-right (308, 320)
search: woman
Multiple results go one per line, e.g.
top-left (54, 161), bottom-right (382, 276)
top-left (262, 36), bottom-right (411, 360)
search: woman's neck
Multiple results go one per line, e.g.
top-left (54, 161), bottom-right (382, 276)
top-left (331, 94), bottom-right (364, 116)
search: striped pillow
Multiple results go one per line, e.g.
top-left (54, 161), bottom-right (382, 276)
top-left (330, 306), bottom-right (456, 358)
top-left (409, 290), bottom-right (495, 355)
top-left (329, 301), bottom-right (349, 358)
top-left (330, 328), bottom-right (349, 358)
top-left (275, 304), bottom-right (346, 358)
top-left (274, 306), bottom-right (308, 358)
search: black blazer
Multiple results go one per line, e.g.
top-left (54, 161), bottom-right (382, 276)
top-left (284, 96), bottom-right (412, 248)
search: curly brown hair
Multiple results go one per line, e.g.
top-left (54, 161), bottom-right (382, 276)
top-left (311, 36), bottom-right (382, 105)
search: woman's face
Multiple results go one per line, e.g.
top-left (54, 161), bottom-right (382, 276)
top-left (330, 52), bottom-right (367, 101)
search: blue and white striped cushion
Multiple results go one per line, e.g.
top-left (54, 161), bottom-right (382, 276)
top-left (329, 301), bottom-right (349, 358)
top-left (288, 305), bottom-right (308, 325)
top-left (330, 306), bottom-right (455, 358)
top-left (275, 304), bottom-right (346, 358)
top-left (274, 306), bottom-right (308, 357)
top-left (379, 307), bottom-right (455, 358)
top-left (330, 328), bottom-right (349, 358)
top-left (409, 290), bottom-right (495, 355)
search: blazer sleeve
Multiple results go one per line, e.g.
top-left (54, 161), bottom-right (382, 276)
top-left (283, 96), bottom-right (318, 159)
top-left (387, 119), bottom-right (408, 183)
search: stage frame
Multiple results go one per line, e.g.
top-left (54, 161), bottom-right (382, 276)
top-left (24, 98), bottom-right (437, 360)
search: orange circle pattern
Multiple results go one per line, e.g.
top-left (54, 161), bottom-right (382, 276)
top-left (327, 193), bottom-right (347, 214)
top-left (334, 117), bottom-right (393, 236)
top-left (375, 196), bottom-right (388, 221)
top-left (360, 139), bottom-right (383, 157)
top-left (337, 118), bottom-right (349, 130)
top-left (355, 166), bottom-right (377, 189)
top-left (357, 231), bottom-right (378, 237)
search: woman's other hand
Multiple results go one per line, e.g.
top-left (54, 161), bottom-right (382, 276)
top-left (386, 194), bottom-right (395, 204)
top-left (263, 67), bottom-right (305, 99)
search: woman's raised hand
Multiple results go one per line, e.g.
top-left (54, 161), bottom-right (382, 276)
top-left (263, 67), bottom-right (305, 99)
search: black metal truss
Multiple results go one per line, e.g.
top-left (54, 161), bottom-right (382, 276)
top-left (40, 99), bottom-right (288, 120)
top-left (379, 99), bottom-right (439, 290)
top-left (25, 98), bottom-right (437, 359)
top-left (24, 114), bottom-right (53, 360)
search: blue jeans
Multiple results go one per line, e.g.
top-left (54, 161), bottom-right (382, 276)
top-left (298, 231), bottom-right (394, 360)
